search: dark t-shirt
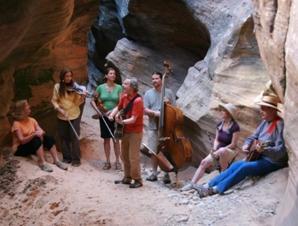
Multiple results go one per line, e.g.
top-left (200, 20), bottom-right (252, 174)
top-left (216, 120), bottom-right (240, 149)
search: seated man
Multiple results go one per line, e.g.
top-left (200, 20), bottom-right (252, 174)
top-left (197, 95), bottom-right (288, 198)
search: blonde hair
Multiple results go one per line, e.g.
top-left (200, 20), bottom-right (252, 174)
top-left (12, 100), bottom-right (29, 121)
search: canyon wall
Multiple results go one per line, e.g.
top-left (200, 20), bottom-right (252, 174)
top-left (0, 0), bottom-right (98, 149)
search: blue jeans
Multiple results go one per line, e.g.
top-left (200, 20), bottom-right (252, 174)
top-left (208, 159), bottom-right (284, 193)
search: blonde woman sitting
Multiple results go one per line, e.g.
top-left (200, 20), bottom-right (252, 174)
top-left (181, 103), bottom-right (240, 191)
top-left (11, 100), bottom-right (68, 172)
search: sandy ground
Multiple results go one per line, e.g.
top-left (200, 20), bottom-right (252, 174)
top-left (0, 101), bottom-right (288, 226)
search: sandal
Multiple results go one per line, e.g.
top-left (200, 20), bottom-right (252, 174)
top-left (115, 162), bottom-right (122, 170)
top-left (102, 162), bottom-right (111, 170)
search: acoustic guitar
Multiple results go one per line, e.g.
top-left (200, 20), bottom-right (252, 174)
top-left (114, 110), bottom-right (124, 139)
top-left (246, 140), bottom-right (272, 161)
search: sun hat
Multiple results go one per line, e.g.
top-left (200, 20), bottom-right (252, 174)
top-left (218, 103), bottom-right (237, 120)
top-left (256, 95), bottom-right (280, 111)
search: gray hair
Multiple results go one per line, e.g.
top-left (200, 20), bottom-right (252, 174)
top-left (129, 77), bottom-right (139, 92)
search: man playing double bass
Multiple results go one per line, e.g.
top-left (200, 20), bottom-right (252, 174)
top-left (141, 72), bottom-right (176, 184)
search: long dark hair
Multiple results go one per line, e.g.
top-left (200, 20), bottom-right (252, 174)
top-left (59, 68), bottom-right (74, 96)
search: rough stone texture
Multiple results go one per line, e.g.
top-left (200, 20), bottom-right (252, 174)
top-left (0, 0), bottom-right (98, 147)
top-left (252, 0), bottom-right (298, 225)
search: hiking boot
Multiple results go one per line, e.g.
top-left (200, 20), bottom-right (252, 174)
top-left (55, 161), bottom-right (68, 170)
top-left (162, 173), bottom-right (171, 184)
top-left (40, 164), bottom-right (53, 173)
top-left (146, 173), bottom-right (158, 182)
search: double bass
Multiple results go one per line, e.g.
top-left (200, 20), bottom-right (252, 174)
top-left (155, 62), bottom-right (192, 173)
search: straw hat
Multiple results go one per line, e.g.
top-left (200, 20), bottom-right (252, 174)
top-left (218, 103), bottom-right (237, 120)
top-left (256, 95), bottom-right (280, 111)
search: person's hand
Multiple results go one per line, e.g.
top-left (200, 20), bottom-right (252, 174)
top-left (58, 108), bottom-right (68, 118)
top-left (163, 97), bottom-right (170, 104)
top-left (242, 145), bottom-right (250, 153)
top-left (35, 130), bottom-right (44, 138)
top-left (108, 114), bottom-right (114, 121)
top-left (255, 142), bottom-right (262, 152)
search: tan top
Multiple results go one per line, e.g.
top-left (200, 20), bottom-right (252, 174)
top-left (11, 117), bottom-right (40, 151)
top-left (51, 83), bottom-right (84, 120)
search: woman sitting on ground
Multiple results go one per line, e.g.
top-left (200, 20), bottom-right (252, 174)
top-left (11, 100), bottom-right (68, 172)
top-left (181, 103), bottom-right (240, 191)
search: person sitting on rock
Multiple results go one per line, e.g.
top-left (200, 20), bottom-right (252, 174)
top-left (11, 100), bottom-right (68, 172)
top-left (181, 103), bottom-right (240, 191)
top-left (195, 95), bottom-right (288, 198)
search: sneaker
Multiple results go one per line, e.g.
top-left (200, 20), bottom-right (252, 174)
top-left (55, 161), bottom-right (68, 170)
top-left (40, 164), bottom-right (53, 173)
top-left (146, 173), bottom-right (158, 182)
top-left (162, 173), bottom-right (171, 184)
top-left (180, 182), bottom-right (194, 192)
top-left (129, 180), bottom-right (143, 188)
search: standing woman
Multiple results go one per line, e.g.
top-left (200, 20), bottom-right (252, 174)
top-left (51, 68), bottom-right (85, 167)
top-left (91, 67), bottom-right (122, 170)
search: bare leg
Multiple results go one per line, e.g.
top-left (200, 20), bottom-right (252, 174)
top-left (48, 145), bottom-right (60, 163)
top-left (104, 138), bottom-right (111, 163)
top-left (191, 155), bottom-right (213, 184)
top-left (36, 146), bottom-right (47, 165)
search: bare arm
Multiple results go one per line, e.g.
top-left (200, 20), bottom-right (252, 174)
top-left (212, 130), bottom-right (220, 150)
top-left (14, 129), bottom-right (38, 145)
top-left (144, 108), bottom-right (159, 117)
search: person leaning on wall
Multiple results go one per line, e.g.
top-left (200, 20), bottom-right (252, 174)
top-left (11, 100), bottom-right (68, 172)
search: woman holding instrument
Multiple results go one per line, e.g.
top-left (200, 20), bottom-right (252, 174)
top-left (91, 67), bottom-right (122, 170)
top-left (51, 68), bottom-right (86, 167)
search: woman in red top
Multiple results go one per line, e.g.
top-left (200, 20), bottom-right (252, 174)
top-left (11, 100), bottom-right (68, 172)
top-left (109, 78), bottom-right (144, 188)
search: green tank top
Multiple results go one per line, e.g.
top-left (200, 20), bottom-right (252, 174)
top-left (95, 84), bottom-right (122, 110)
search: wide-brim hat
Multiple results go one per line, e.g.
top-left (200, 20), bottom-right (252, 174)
top-left (218, 103), bottom-right (237, 120)
top-left (256, 95), bottom-right (280, 111)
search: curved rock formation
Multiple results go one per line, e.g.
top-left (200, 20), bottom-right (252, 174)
top-left (253, 0), bottom-right (298, 225)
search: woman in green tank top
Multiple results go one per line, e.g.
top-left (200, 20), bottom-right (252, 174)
top-left (91, 67), bottom-right (123, 170)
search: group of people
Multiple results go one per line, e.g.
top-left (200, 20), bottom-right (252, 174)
top-left (10, 66), bottom-right (288, 194)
